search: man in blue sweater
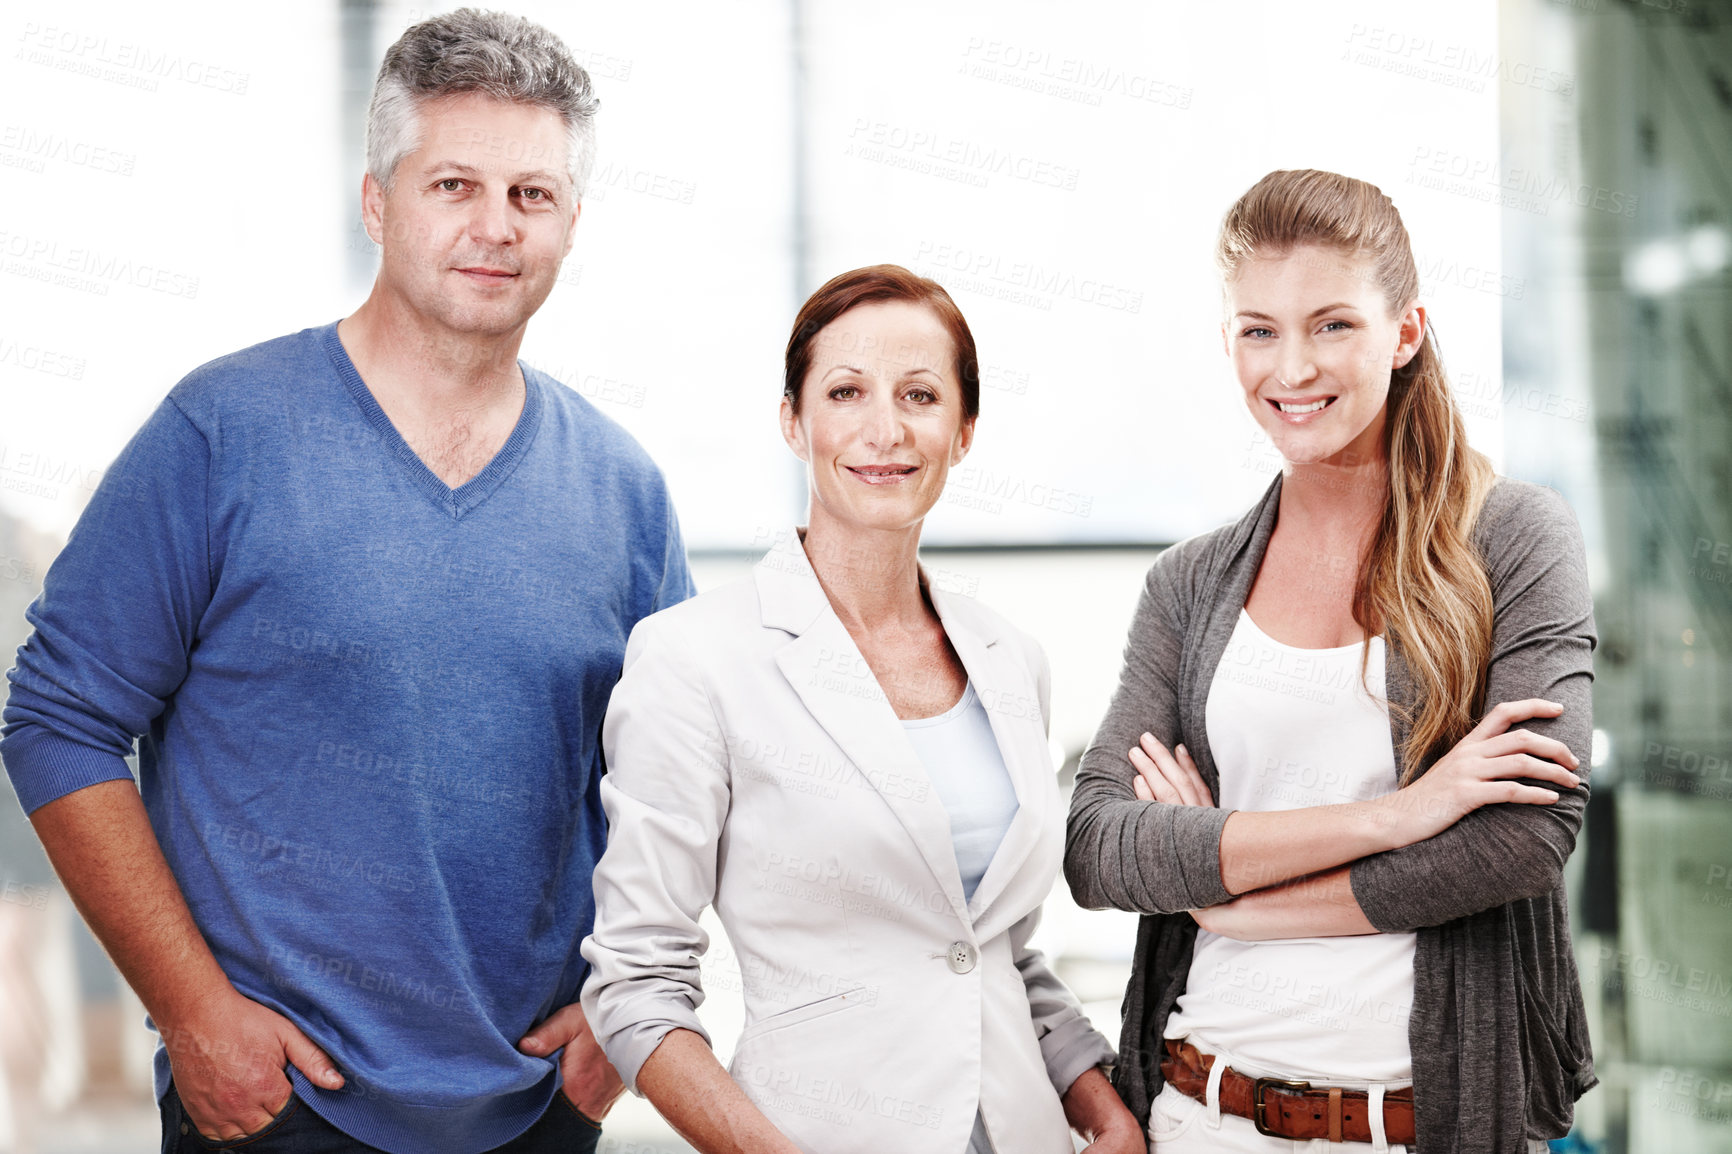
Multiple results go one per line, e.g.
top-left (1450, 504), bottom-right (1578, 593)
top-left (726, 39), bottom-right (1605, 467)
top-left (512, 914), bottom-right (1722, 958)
top-left (0, 11), bottom-right (692, 1153)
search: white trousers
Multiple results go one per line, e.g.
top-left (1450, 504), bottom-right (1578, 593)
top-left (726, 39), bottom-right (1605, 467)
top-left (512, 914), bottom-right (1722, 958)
top-left (1147, 1082), bottom-right (1411, 1153)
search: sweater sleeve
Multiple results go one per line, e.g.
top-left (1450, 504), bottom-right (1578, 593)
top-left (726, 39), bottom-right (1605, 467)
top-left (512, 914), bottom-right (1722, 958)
top-left (580, 611), bottom-right (729, 1093)
top-left (1350, 483), bottom-right (1596, 931)
top-left (1065, 541), bottom-right (1235, 916)
top-left (651, 490), bottom-right (697, 614)
top-left (2, 398), bottom-right (213, 813)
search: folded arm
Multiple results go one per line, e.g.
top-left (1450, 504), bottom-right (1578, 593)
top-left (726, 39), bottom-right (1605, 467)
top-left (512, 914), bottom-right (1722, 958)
top-left (1064, 545), bottom-right (1238, 916)
top-left (1074, 486), bottom-right (1594, 939)
top-left (1349, 486), bottom-right (1595, 932)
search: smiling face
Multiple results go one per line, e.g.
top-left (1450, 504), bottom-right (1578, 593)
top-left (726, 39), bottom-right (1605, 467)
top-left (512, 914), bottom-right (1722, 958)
top-left (361, 91), bottom-right (578, 341)
top-left (780, 300), bottom-right (975, 537)
top-left (1223, 244), bottom-right (1425, 469)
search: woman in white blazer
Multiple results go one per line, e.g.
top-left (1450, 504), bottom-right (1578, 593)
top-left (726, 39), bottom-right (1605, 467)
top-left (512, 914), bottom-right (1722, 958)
top-left (580, 266), bottom-right (1140, 1154)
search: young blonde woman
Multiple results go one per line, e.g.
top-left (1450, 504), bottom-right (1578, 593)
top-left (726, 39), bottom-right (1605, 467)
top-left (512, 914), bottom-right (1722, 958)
top-left (1066, 170), bottom-right (1595, 1153)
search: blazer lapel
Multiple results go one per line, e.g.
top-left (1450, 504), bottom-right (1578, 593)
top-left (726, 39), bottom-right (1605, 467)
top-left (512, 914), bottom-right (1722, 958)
top-left (757, 533), bottom-right (972, 926)
top-left (935, 591), bottom-right (1048, 923)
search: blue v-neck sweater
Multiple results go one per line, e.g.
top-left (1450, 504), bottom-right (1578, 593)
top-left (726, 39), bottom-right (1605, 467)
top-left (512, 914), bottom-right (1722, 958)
top-left (1, 323), bottom-right (694, 1153)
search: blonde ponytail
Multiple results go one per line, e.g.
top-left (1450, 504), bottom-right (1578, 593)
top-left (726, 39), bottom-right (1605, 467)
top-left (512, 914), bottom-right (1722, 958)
top-left (1218, 170), bottom-right (1495, 775)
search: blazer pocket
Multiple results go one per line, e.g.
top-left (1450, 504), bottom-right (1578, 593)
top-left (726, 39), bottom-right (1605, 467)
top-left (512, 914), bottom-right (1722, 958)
top-left (737, 988), bottom-right (867, 1044)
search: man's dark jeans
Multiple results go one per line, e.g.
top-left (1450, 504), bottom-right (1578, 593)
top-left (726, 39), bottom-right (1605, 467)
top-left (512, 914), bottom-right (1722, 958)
top-left (159, 1082), bottom-right (603, 1154)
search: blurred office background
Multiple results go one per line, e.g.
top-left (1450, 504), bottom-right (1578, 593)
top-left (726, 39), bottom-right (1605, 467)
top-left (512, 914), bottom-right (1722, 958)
top-left (0, 0), bottom-right (1726, 1149)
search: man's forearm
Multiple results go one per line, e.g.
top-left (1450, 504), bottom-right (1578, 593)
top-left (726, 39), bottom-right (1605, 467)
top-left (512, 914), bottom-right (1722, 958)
top-left (30, 779), bottom-right (232, 1025)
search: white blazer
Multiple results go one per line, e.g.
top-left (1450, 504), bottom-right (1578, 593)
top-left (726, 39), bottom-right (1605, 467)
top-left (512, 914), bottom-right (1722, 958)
top-left (581, 530), bottom-right (1114, 1154)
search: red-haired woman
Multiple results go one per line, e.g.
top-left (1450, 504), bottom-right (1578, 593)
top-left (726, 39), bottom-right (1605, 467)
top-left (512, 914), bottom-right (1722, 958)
top-left (582, 266), bottom-right (1141, 1154)
top-left (1066, 171), bottom-right (1595, 1153)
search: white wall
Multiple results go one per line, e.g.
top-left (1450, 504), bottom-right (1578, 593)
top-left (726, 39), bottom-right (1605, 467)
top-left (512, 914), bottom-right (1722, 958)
top-left (0, 0), bottom-right (1504, 549)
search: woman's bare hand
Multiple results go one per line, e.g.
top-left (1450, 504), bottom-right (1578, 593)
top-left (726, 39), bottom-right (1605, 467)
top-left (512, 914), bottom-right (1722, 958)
top-left (1370, 698), bottom-right (1582, 848)
top-left (1129, 733), bottom-right (1214, 807)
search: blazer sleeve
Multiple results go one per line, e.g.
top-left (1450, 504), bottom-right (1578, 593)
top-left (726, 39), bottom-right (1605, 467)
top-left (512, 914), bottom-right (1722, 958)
top-left (1064, 540), bottom-right (1235, 915)
top-left (580, 610), bottom-right (730, 1093)
top-left (1004, 631), bottom-right (1118, 1092)
top-left (1350, 483), bottom-right (1596, 931)
top-left (1012, 903), bottom-right (1118, 1096)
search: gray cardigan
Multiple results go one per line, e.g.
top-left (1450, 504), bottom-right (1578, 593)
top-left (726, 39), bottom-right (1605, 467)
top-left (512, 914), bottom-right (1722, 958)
top-left (1065, 474), bottom-right (1598, 1154)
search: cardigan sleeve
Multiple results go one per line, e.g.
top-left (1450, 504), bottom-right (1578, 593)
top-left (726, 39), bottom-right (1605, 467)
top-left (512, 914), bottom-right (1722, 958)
top-left (1065, 537), bottom-right (1235, 916)
top-left (1351, 482), bottom-right (1596, 931)
top-left (580, 610), bottom-right (730, 1093)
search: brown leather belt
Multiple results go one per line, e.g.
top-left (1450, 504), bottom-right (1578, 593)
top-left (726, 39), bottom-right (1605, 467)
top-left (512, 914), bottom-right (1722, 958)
top-left (1160, 1039), bottom-right (1416, 1145)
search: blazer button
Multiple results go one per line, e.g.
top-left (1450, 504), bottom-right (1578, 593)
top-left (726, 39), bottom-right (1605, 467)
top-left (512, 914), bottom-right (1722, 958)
top-left (947, 941), bottom-right (977, 974)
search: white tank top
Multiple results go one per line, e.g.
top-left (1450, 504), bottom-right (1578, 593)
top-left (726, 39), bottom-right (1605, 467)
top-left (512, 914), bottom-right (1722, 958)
top-left (901, 681), bottom-right (1019, 901)
top-left (902, 681), bottom-right (1019, 1154)
top-left (1163, 610), bottom-right (1416, 1083)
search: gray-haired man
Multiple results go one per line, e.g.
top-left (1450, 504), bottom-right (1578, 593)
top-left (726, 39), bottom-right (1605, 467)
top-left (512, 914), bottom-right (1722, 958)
top-left (2, 10), bottom-right (690, 1152)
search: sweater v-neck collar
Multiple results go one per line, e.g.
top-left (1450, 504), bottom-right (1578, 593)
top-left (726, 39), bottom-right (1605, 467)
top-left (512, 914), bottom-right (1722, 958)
top-left (320, 322), bottom-right (543, 520)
